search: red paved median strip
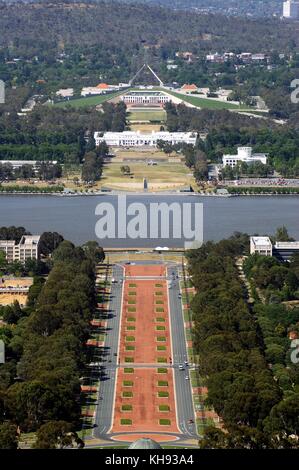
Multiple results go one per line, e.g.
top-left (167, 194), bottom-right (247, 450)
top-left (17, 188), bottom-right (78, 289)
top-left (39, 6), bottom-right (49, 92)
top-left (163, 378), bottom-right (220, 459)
top-left (111, 264), bottom-right (180, 435)
top-left (112, 433), bottom-right (179, 443)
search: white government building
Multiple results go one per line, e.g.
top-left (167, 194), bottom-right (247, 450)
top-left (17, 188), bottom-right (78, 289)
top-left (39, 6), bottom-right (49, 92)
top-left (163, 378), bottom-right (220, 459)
top-left (283, 0), bottom-right (299, 18)
top-left (94, 131), bottom-right (197, 147)
top-left (250, 236), bottom-right (299, 261)
top-left (250, 237), bottom-right (273, 256)
top-left (0, 235), bottom-right (41, 263)
top-left (222, 147), bottom-right (268, 168)
top-left (121, 91), bottom-right (170, 106)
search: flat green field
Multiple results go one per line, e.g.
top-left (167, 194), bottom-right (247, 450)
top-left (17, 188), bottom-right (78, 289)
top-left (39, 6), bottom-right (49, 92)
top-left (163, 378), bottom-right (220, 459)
top-left (53, 91), bottom-right (123, 108)
top-left (164, 90), bottom-right (245, 110)
top-left (128, 109), bottom-right (166, 122)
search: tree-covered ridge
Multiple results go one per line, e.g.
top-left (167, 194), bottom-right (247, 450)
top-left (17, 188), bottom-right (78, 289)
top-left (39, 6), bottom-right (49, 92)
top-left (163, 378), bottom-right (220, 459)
top-left (0, 1), bottom-right (297, 53)
top-left (187, 235), bottom-right (299, 448)
top-left (0, 238), bottom-right (105, 448)
top-left (112, 0), bottom-right (282, 19)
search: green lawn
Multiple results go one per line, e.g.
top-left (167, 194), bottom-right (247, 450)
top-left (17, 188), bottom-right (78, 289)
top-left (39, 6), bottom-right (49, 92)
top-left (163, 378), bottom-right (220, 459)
top-left (128, 110), bottom-right (166, 122)
top-left (159, 419), bottom-right (171, 425)
top-left (165, 90), bottom-right (246, 110)
top-left (53, 91), bottom-right (123, 108)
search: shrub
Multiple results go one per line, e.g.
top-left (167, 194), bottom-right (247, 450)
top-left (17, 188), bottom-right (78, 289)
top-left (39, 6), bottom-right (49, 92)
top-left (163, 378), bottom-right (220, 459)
top-left (122, 405), bottom-right (133, 411)
top-left (121, 419), bottom-right (132, 425)
top-left (158, 391), bottom-right (169, 397)
top-left (158, 381), bottom-right (168, 386)
top-left (157, 357), bottom-right (167, 363)
top-left (123, 380), bottom-right (134, 386)
top-left (159, 419), bottom-right (171, 425)
top-left (126, 336), bottom-right (135, 342)
top-left (159, 405), bottom-right (170, 412)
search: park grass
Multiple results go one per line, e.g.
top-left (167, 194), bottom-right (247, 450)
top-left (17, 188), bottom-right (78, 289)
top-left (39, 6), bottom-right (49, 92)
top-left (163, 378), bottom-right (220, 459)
top-left (157, 357), bottom-right (167, 363)
top-left (157, 345), bottom-right (167, 351)
top-left (156, 317), bottom-right (165, 322)
top-left (101, 161), bottom-right (194, 190)
top-left (158, 391), bottom-right (169, 397)
top-left (128, 109), bottom-right (166, 122)
top-left (127, 317), bottom-right (136, 322)
top-left (156, 336), bottom-right (166, 342)
top-left (125, 345), bottom-right (135, 351)
top-left (123, 380), bottom-right (134, 387)
top-left (165, 90), bottom-right (246, 110)
top-left (157, 381), bottom-right (168, 386)
top-left (127, 299), bottom-right (136, 304)
top-left (156, 325), bottom-right (166, 331)
top-left (159, 419), bottom-right (171, 425)
top-left (53, 91), bottom-right (123, 108)
top-left (125, 336), bottom-right (135, 342)
top-left (129, 283), bottom-right (136, 287)
top-left (122, 391), bottom-right (133, 398)
top-left (127, 307), bottom-right (136, 313)
top-left (121, 404), bottom-right (133, 411)
top-left (126, 325), bottom-right (136, 331)
top-left (156, 307), bottom-right (164, 313)
top-left (159, 405), bottom-right (170, 412)
top-left (124, 357), bottom-right (134, 363)
top-left (120, 418), bottom-right (132, 425)
top-left (157, 368), bottom-right (167, 373)
top-left (124, 368), bottom-right (134, 373)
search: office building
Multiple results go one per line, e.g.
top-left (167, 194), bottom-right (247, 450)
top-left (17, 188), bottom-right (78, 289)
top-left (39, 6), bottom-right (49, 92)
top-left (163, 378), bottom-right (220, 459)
top-left (223, 147), bottom-right (268, 168)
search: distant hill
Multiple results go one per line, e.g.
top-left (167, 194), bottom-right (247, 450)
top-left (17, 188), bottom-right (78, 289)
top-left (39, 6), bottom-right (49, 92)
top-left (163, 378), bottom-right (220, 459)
top-left (0, 1), bottom-right (297, 53)
top-left (108, 0), bottom-right (283, 19)
top-left (1, 0), bottom-right (284, 18)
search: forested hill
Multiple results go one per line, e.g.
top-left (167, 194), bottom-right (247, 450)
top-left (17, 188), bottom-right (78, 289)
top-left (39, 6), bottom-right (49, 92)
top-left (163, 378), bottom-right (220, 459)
top-left (0, 1), bottom-right (298, 53)
top-left (105, 0), bottom-right (283, 19)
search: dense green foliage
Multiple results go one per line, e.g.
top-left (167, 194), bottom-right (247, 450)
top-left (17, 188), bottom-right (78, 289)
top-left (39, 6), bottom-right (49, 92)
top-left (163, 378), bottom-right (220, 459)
top-left (188, 234), bottom-right (299, 448)
top-left (165, 103), bottom-right (299, 176)
top-left (0, 239), bottom-right (104, 447)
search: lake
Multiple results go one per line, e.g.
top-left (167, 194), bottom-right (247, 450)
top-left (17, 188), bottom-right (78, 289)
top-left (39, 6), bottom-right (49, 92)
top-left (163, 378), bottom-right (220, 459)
top-left (0, 194), bottom-right (298, 248)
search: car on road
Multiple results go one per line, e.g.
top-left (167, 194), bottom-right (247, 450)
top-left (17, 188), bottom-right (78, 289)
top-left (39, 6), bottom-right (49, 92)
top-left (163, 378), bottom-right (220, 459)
top-left (184, 361), bottom-right (189, 366)
top-left (188, 419), bottom-right (194, 424)
top-left (185, 376), bottom-right (190, 380)
top-left (179, 364), bottom-right (184, 370)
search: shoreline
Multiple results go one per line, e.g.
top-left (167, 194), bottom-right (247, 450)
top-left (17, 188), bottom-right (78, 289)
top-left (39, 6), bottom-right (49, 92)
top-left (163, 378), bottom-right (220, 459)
top-left (0, 190), bottom-right (299, 197)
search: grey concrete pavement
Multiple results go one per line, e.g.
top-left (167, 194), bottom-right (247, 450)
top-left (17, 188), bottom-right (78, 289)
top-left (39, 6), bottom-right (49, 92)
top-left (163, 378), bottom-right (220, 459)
top-left (167, 265), bottom-right (197, 438)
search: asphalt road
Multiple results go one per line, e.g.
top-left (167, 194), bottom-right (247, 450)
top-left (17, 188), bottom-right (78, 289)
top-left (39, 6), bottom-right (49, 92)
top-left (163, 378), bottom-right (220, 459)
top-left (167, 265), bottom-right (197, 438)
top-left (93, 264), bottom-right (124, 438)
top-left (93, 260), bottom-right (197, 442)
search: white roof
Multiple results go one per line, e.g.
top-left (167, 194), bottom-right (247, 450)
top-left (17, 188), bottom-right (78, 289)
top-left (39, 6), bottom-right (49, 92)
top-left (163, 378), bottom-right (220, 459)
top-left (275, 241), bottom-right (299, 249)
top-left (251, 236), bottom-right (272, 246)
top-left (19, 235), bottom-right (40, 245)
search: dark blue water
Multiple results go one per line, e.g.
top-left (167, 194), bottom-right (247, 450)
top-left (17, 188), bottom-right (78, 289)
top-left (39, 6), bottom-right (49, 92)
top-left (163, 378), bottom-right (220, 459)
top-left (0, 194), bottom-right (298, 247)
